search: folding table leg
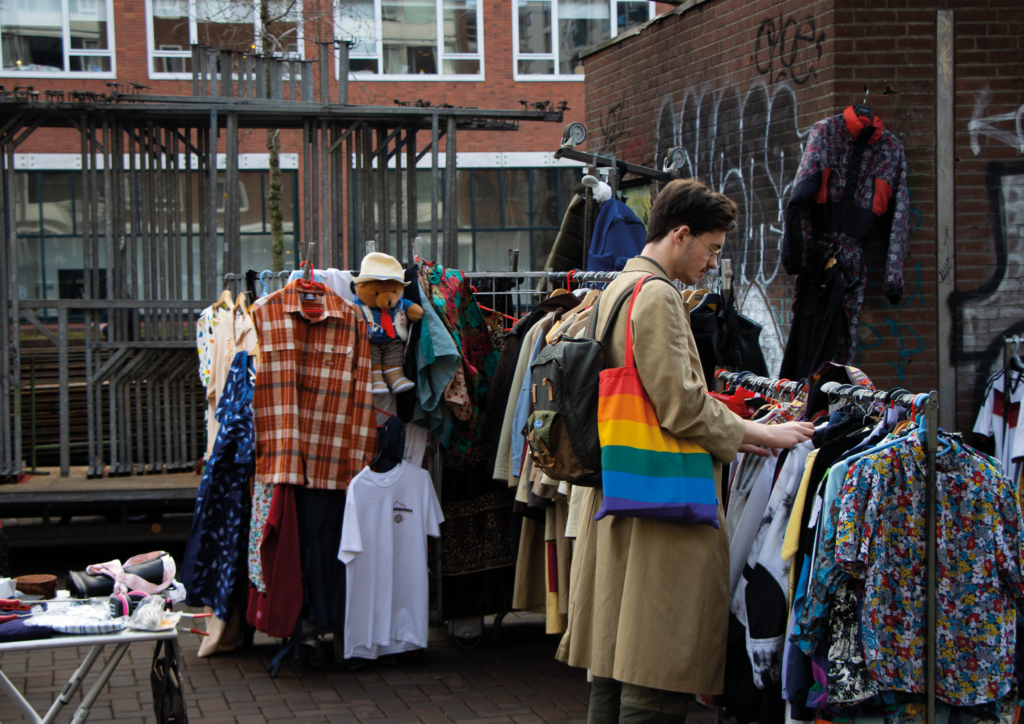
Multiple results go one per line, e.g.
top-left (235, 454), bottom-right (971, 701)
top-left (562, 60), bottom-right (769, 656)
top-left (0, 664), bottom-right (44, 724)
top-left (67, 642), bottom-right (131, 724)
top-left (40, 644), bottom-right (106, 724)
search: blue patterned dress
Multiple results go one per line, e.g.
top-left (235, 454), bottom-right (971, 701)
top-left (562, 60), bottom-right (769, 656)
top-left (182, 351), bottom-right (257, 620)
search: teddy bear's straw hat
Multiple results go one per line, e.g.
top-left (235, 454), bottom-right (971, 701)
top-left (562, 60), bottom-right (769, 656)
top-left (353, 252), bottom-right (410, 287)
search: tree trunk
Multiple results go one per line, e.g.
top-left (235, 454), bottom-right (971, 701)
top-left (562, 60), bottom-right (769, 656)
top-left (268, 129), bottom-right (285, 271)
top-left (261, 0), bottom-right (285, 272)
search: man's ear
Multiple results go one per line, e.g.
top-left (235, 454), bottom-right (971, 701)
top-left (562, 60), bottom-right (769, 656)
top-left (674, 225), bottom-right (690, 244)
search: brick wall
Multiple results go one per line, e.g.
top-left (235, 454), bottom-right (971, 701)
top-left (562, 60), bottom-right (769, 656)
top-left (583, 0), bottom-right (1024, 427)
top-left (833, 0), bottom-right (1024, 430)
top-left (582, 0), bottom-right (837, 376)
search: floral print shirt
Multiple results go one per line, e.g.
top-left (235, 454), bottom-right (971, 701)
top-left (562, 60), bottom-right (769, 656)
top-left (834, 436), bottom-right (1024, 706)
top-left (197, 304), bottom-right (231, 388)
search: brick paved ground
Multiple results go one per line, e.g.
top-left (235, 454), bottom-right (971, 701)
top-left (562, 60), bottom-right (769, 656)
top-left (0, 612), bottom-right (721, 724)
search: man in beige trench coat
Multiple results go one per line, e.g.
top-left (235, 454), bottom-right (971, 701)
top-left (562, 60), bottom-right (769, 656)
top-left (555, 179), bottom-right (815, 724)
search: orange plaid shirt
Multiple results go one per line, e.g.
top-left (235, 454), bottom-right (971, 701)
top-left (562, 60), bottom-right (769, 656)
top-left (252, 282), bottom-right (376, 490)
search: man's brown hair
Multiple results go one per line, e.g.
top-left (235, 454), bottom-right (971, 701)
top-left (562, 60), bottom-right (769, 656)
top-left (645, 178), bottom-right (738, 244)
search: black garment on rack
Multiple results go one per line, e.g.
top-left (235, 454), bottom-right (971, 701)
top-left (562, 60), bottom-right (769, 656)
top-left (779, 257), bottom-right (850, 381)
top-left (691, 292), bottom-right (770, 381)
top-left (372, 415), bottom-right (406, 474)
top-left (397, 264), bottom-right (424, 424)
top-left (295, 487), bottom-right (347, 631)
top-left (543, 193), bottom-right (587, 272)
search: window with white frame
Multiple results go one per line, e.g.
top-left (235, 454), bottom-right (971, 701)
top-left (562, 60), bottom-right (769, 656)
top-left (337, 0), bottom-right (483, 80)
top-left (147, 0), bottom-right (303, 79)
top-left (0, 0), bottom-right (115, 77)
top-left (513, 0), bottom-right (653, 79)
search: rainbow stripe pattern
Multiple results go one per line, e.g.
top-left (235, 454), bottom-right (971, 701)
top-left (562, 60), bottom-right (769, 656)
top-left (593, 274), bottom-right (719, 527)
top-left (593, 339), bottom-right (719, 527)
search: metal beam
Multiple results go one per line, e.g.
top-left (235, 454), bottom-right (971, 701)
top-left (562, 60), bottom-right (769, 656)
top-left (936, 9), bottom-right (956, 430)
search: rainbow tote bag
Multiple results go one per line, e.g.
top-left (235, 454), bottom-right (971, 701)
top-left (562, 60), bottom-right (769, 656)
top-left (594, 275), bottom-right (719, 528)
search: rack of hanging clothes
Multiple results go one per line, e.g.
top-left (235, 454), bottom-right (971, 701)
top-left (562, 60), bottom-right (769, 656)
top-left (714, 367), bottom-right (1024, 724)
top-left (187, 251), bottom-right (552, 669)
top-left (485, 266), bottom-right (772, 637)
top-left (971, 335), bottom-right (1024, 485)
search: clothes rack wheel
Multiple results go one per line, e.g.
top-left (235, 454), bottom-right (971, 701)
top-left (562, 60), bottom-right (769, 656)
top-left (299, 637), bottom-right (326, 670)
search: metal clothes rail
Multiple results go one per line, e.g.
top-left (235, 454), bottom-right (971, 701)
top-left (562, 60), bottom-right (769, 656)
top-left (718, 371), bottom-right (942, 724)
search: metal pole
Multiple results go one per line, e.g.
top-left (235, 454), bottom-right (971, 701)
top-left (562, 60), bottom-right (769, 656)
top-left (321, 119), bottom-right (330, 266)
top-left (378, 127), bottom-right (389, 256)
top-left (406, 130), bottom-right (417, 262)
top-left (338, 42), bottom-right (349, 105)
top-left (444, 116), bottom-right (457, 268)
top-left (935, 10), bottom-right (956, 430)
top-left (58, 308), bottom-right (69, 476)
top-left (925, 390), bottom-right (939, 724)
top-left (430, 113), bottom-right (439, 261)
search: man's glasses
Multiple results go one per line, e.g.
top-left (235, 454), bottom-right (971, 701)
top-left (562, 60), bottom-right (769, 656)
top-left (674, 228), bottom-right (721, 258)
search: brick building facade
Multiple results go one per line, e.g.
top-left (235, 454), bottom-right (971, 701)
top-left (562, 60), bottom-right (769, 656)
top-left (3, 1), bottom-right (674, 288)
top-left (579, 0), bottom-right (1023, 428)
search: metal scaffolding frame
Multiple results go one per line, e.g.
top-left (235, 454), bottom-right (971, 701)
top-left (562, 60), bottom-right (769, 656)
top-left (0, 45), bottom-right (564, 479)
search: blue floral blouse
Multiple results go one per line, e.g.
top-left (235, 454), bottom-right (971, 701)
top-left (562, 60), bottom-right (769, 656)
top-left (181, 351), bottom-right (257, 620)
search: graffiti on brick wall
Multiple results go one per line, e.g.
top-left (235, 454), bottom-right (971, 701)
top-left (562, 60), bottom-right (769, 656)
top-left (753, 15), bottom-right (826, 86)
top-left (952, 87), bottom-right (1024, 414)
top-left (860, 262), bottom-right (927, 381)
top-left (969, 89), bottom-right (1024, 155)
top-left (654, 80), bottom-right (806, 372)
top-left (601, 101), bottom-right (628, 157)
top-left (955, 162), bottom-right (1024, 410)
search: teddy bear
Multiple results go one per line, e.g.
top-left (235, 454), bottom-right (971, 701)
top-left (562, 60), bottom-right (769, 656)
top-left (352, 253), bottom-right (424, 395)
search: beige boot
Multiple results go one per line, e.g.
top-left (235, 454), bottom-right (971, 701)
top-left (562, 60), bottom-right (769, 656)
top-left (371, 366), bottom-right (389, 395)
top-left (384, 367), bottom-right (415, 393)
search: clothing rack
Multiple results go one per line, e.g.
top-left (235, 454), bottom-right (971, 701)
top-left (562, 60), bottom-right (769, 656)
top-left (713, 371), bottom-right (804, 398)
top-left (720, 371), bottom-right (941, 724)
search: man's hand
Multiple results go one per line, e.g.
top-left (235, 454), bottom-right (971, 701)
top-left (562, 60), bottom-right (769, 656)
top-left (742, 420), bottom-right (815, 452)
top-left (737, 444), bottom-right (774, 458)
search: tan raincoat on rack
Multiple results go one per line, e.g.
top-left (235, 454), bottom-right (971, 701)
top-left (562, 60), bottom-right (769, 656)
top-left (555, 256), bottom-right (747, 695)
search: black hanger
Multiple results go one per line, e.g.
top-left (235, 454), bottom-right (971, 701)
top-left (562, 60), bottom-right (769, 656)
top-left (854, 87), bottom-right (873, 119)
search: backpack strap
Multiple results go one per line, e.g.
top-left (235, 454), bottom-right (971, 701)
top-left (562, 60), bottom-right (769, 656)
top-left (587, 274), bottom-right (678, 344)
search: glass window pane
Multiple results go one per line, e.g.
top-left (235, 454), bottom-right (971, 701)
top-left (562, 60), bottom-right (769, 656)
top-left (617, 1), bottom-right (648, 32)
top-left (69, 0), bottom-right (109, 50)
top-left (443, 0), bottom-right (476, 54)
top-left (196, 0), bottom-right (254, 51)
top-left (517, 58), bottom-right (553, 75)
top-left (1, 0), bottom-right (65, 72)
top-left (502, 170), bottom-right (531, 228)
top-left (475, 230), bottom-right (530, 273)
top-left (517, 0), bottom-right (551, 54)
top-left (382, 0), bottom-right (437, 74)
top-left (558, 0), bottom-right (610, 75)
top-left (69, 55), bottom-right (111, 72)
top-left (530, 169), bottom-right (561, 228)
top-left (350, 58), bottom-right (378, 73)
top-left (415, 170), bottom-right (442, 227)
top-left (338, 0), bottom-right (376, 55)
top-left (442, 58), bottom-right (478, 74)
top-left (472, 169), bottom-right (500, 228)
top-left (533, 229), bottom-right (557, 271)
top-left (266, 0), bottom-right (300, 56)
top-left (152, 0), bottom-right (190, 50)
top-left (560, 167), bottom-right (582, 215)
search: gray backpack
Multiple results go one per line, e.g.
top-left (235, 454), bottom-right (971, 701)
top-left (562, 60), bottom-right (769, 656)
top-left (525, 277), bottom-right (672, 487)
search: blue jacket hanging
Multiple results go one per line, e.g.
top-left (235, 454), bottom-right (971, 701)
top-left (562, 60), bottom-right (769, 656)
top-left (585, 199), bottom-right (647, 273)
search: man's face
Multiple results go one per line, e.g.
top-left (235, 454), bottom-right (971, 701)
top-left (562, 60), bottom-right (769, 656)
top-left (670, 226), bottom-right (725, 286)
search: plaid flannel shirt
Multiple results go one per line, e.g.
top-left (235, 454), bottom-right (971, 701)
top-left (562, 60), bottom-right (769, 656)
top-left (252, 282), bottom-right (376, 490)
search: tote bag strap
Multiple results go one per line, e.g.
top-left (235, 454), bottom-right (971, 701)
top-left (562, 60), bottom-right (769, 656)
top-left (624, 274), bottom-right (669, 370)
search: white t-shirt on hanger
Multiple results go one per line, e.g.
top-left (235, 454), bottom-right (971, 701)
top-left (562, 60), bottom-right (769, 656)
top-left (339, 462), bottom-right (443, 659)
top-left (974, 369), bottom-right (1023, 474)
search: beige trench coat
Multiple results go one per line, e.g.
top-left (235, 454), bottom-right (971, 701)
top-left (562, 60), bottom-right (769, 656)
top-left (555, 256), bottom-right (747, 695)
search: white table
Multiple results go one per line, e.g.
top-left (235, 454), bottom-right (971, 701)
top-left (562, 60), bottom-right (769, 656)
top-left (0, 627), bottom-right (178, 724)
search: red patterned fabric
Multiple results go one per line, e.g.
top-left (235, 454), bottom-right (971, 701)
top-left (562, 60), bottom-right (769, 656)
top-left (252, 281), bottom-right (376, 490)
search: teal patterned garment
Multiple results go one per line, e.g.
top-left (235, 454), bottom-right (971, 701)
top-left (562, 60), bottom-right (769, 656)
top-left (423, 262), bottom-right (499, 458)
top-left (833, 437), bottom-right (1024, 706)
